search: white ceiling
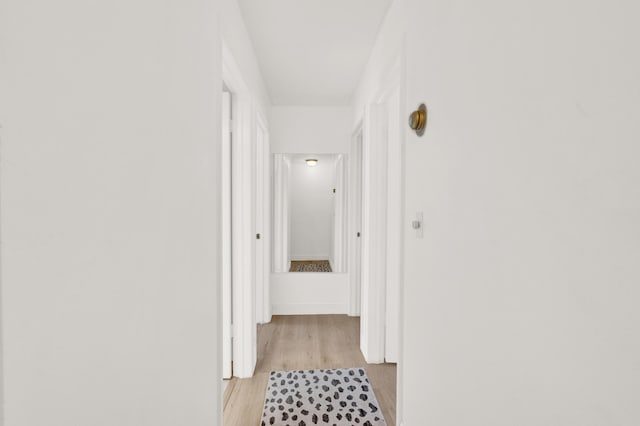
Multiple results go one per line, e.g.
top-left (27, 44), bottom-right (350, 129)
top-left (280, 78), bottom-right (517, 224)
top-left (286, 153), bottom-right (341, 167)
top-left (237, 0), bottom-right (393, 105)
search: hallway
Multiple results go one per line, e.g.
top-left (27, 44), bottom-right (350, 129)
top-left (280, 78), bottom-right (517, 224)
top-left (3, 0), bottom-right (640, 425)
top-left (223, 315), bottom-right (397, 426)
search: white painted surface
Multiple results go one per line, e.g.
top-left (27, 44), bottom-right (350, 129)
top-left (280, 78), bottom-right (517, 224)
top-left (0, 140), bottom-right (3, 425)
top-left (221, 0), bottom-right (271, 110)
top-left (271, 273), bottom-right (349, 315)
top-left (221, 0), bottom-right (271, 374)
top-left (289, 155), bottom-right (338, 261)
top-left (224, 47), bottom-right (257, 379)
top-left (355, 53), bottom-right (403, 364)
top-left (331, 156), bottom-right (348, 273)
top-left (384, 85), bottom-right (402, 363)
top-left (270, 107), bottom-right (351, 154)
top-left (272, 155), bottom-right (291, 272)
top-left (360, 104), bottom-right (388, 364)
top-left (351, 3), bottom-right (406, 420)
top-left (0, 1), bottom-right (221, 425)
top-left (222, 91), bottom-right (233, 379)
top-left (359, 0), bottom-right (640, 425)
top-left (348, 129), bottom-right (364, 317)
top-left (255, 117), bottom-right (272, 325)
top-left (221, 0), bottom-right (271, 377)
top-left (351, 1), bottom-right (406, 126)
top-left (237, 0), bottom-right (393, 105)
top-left (261, 124), bottom-right (272, 323)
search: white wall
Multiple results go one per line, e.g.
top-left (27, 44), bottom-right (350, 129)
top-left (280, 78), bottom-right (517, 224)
top-left (0, 1), bottom-right (221, 425)
top-left (352, 0), bottom-right (406, 126)
top-left (271, 273), bottom-right (349, 315)
top-left (221, 0), bottom-right (271, 113)
top-left (357, 0), bottom-right (640, 425)
top-left (289, 155), bottom-right (336, 260)
top-left (270, 106), bottom-right (351, 154)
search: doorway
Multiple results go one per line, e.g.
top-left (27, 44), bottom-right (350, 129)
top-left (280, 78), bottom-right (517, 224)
top-left (221, 44), bottom-right (404, 426)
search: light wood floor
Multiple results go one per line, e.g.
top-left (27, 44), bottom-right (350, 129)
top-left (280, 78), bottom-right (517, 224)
top-left (223, 315), bottom-right (397, 426)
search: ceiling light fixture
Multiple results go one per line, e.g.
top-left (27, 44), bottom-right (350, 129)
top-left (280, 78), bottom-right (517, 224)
top-left (305, 159), bottom-right (318, 167)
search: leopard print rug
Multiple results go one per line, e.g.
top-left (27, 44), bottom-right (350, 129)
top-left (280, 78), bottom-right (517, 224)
top-left (291, 262), bottom-right (332, 272)
top-left (261, 368), bottom-right (386, 426)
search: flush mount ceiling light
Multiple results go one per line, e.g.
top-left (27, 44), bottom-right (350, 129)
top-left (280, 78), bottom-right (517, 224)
top-left (305, 159), bottom-right (318, 167)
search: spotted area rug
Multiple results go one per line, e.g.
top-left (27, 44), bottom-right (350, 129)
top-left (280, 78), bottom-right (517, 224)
top-left (291, 261), bottom-right (332, 272)
top-left (260, 368), bottom-right (386, 426)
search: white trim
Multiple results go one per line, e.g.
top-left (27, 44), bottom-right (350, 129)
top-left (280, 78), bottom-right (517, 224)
top-left (263, 120), bottom-right (272, 324)
top-left (351, 42), bottom-right (407, 424)
top-left (384, 84), bottom-right (402, 363)
top-left (272, 303), bottom-right (348, 315)
top-left (223, 42), bottom-right (256, 379)
top-left (255, 117), bottom-right (264, 325)
top-left (360, 103), bottom-right (388, 364)
top-left (348, 125), bottom-right (364, 317)
top-left (394, 40), bottom-right (407, 426)
top-left (332, 155), bottom-right (348, 273)
top-left (272, 154), bottom-right (290, 272)
top-left (255, 113), bottom-right (272, 325)
top-left (221, 90), bottom-right (233, 379)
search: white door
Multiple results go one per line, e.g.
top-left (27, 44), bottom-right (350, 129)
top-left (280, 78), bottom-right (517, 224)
top-left (221, 90), bottom-right (233, 379)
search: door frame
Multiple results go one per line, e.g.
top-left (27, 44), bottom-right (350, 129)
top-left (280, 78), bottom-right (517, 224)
top-left (221, 88), bottom-right (233, 379)
top-left (355, 50), bottom-right (404, 365)
top-left (383, 83), bottom-right (402, 364)
top-left (360, 103), bottom-right (388, 363)
top-left (222, 42), bottom-right (257, 379)
top-left (255, 113), bottom-right (271, 325)
top-left (348, 126), bottom-right (364, 316)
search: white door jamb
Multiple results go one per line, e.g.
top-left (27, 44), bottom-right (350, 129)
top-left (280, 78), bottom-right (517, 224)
top-left (360, 103), bottom-right (388, 364)
top-left (223, 42), bottom-right (256, 379)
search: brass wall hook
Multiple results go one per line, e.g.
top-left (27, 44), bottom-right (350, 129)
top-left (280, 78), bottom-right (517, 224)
top-left (409, 103), bottom-right (427, 136)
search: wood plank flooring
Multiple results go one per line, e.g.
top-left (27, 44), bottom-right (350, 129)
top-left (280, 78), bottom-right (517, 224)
top-left (223, 315), bottom-right (397, 426)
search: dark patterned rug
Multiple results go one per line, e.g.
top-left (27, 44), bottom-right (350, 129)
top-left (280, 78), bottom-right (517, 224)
top-left (291, 262), bottom-right (332, 272)
top-left (260, 368), bottom-right (386, 426)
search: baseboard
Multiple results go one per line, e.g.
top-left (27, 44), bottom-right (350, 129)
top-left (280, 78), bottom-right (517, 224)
top-left (272, 303), bottom-right (348, 315)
